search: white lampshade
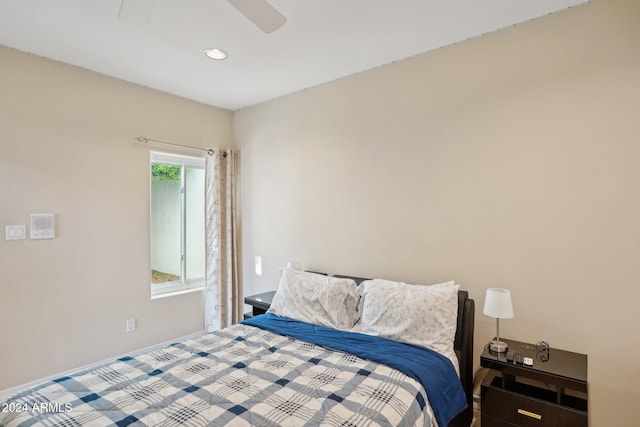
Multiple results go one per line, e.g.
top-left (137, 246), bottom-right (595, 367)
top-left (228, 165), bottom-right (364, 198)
top-left (483, 288), bottom-right (514, 319)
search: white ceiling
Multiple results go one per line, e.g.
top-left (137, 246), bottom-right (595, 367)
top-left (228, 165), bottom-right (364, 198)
top-left (0, 0), bottom-right (588, 111)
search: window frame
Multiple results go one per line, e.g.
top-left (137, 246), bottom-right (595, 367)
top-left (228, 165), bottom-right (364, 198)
top-left (149, 151), bottom-right (206, 299)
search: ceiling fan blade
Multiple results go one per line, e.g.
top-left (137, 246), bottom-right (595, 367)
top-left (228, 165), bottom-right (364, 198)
top-left (227, 0), bottom-right (287, 33)
top-left (118, 0), bottom-right (154, 25)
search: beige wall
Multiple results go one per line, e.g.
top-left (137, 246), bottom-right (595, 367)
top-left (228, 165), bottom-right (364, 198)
top-left (234, 0), bottom-right (640, 425)
top-left (0, 46), bottom-right (232, 389)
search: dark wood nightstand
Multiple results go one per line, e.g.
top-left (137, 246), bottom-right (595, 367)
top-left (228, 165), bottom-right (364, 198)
top-left (480, 338), bottom-right (588, 427)
top-left (243, 291), bottom-right (276, 320)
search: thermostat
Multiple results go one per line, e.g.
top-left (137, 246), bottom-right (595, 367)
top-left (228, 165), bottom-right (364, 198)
top-left (30, 213), bottom-right (55, 239)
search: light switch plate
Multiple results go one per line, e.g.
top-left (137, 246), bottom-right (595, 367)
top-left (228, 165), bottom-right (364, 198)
top-left (254, 256), bottom-right (262, 276)
top-left (5, 225), bottom-right (26, 240)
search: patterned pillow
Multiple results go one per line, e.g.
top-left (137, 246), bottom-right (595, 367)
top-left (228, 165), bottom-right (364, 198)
top-left (268, 269), bottom-right (359, 330)
top-left (358, 279), bottom-right (460, 359)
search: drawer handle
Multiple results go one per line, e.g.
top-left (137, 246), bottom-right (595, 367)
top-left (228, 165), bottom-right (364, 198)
top-left (518, 409), bottom-right (542, 420)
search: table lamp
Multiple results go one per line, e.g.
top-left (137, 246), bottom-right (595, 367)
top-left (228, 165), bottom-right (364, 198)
top-left (483, 288), bottom-right (514, 353)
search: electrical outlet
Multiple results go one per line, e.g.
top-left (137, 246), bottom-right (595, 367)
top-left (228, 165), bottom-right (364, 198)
top-left (126, 318), bottom-right (136, 333)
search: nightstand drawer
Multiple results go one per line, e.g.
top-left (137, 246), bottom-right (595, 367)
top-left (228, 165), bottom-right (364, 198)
top-left (482, 384), bottom-right (587, 427)
top-left (482, 414), bottom-right (518, 427)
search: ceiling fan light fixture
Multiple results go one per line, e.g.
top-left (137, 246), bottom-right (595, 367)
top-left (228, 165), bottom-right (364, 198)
top-left (227, 0), bottom-right (286, 33)
top-left (205, 48), bottom-right (228, 60)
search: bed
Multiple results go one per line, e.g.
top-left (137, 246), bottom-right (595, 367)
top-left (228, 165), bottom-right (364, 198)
top-left (0, 271), bottom-right (475, 427)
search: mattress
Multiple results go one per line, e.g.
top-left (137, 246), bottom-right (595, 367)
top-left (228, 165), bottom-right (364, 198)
top-left (0, 315), bottom-right (466, 427)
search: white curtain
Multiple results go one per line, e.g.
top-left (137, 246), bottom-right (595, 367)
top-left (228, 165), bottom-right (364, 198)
top-left (204, 150), bottom-right (239, 332)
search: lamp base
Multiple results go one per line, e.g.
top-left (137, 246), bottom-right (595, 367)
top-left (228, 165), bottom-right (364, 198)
top-left (489, 340), bottom-right (508, 353)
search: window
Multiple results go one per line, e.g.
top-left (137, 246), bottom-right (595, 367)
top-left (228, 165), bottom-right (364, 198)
top-left (150, 152), bottom-right (205, 298)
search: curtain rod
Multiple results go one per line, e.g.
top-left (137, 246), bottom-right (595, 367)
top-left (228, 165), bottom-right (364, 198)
top-left (136, 136), bottom-right (215, 156)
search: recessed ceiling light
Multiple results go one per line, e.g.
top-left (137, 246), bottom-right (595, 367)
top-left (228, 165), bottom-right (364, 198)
top-left (204, 48), bottom-right (228, 60)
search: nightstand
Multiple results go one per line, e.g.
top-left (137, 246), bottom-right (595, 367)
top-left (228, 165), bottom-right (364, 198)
top-left (243, 291), bottom-right (276, 320)
top-left (480, 338), bottom-right (587, 427)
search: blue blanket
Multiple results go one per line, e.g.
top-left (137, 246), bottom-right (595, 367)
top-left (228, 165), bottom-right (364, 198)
top-left (242, 313), bottom-right (467, 427)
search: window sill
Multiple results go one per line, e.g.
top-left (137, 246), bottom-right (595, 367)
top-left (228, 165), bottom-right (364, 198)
top-left (151, 286), bottom-right (204, 300)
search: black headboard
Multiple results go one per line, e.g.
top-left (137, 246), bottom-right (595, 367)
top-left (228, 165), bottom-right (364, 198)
top-left (333, 274), bottom-right (475, 427)
top-left (451, 290), bottom-right (475, 427)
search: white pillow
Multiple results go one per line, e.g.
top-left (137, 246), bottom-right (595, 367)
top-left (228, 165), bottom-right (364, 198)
top-left (268, 269), bottom-right (359, 330)
top-left (358, 278), bottom-right (460, 359)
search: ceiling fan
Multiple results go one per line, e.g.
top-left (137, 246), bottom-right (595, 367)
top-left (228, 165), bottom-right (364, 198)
top-left (118, 0), bottom-right (287, 33)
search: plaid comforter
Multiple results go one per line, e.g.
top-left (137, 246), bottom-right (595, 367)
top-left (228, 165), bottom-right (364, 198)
top-left (0, 322), bottom-right (437, 427)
